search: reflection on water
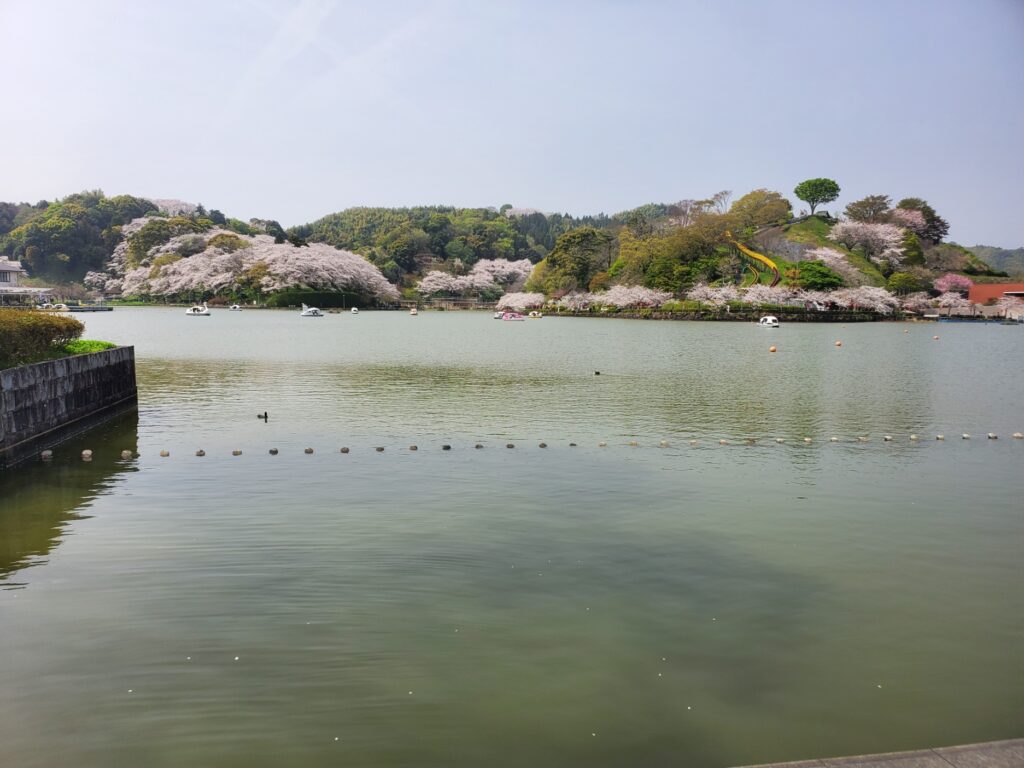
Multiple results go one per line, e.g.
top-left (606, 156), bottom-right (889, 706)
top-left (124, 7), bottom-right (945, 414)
top-left (0, 411), bottom-right (138, 586)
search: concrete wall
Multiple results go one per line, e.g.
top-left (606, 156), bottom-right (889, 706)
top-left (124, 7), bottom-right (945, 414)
top-left (0, 346), bottom-right (137, 468)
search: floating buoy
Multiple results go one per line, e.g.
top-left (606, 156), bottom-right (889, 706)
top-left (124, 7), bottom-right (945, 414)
top-left (775, 438), bottom-right (785, 444)
top-left (196, 449), bottom-right (206, 457)
top-left (121, 450), bottom-right (133, 459)
top-left (82, 449), bottom-right (93, 460)
top-left (375, 446), bottom-right (384, 452)
top-left (409, 445), bottom-right (418, 451)
top-left (987, 433), bottom-right (998, 440)
top-left (442, 444), bottom-right (451, 451)
top-left (830, 437), bottom-right (838, 442)
top-left (304, 447), bottom-right (314, 454)
top-left (340, 447), bottom-right (349, 453)
top-left (904, 329), bottom-right (909, 333)
top-left (160, 450), bottom-right (170, 457)
top-left (539, 442), bottom-right (547, 448)
top-left (857, 436), bottom-right (868, 442)
top-left (803, 437), bottom-right (812, 443)
top-left (769, 345), bottom-right (777, 353)
top-left (1013, 432), bottom-right (1023, 440)
top-left (232, 450), bottom-right (242, 456)
top-left (269, 448), bottom-right (278, 455)
top-left (598, 441), bottom-right (607, 447)
top-left (507, 443), bottom-right (515, 449)
top-left (40, 450), bottom-right (53, 460)
top-left (835, 341), bottom-right (842, 347)
top-left (474, 444), bottom-right (484, 449)
top-left (719, 439), bottom-right (729, 445)
top-left (910, 434), bottom-right (919, 441)
top-left (936, 435), bottom-right (945, 441)
top-left (659, 440), bottom-right (669, 448)
top-left (884, 435), bottom-right (893, 442)
top-left (962, 434), bottom-right (970, 440)
top-left (689, 440), bottom-right (699, 446)
top-left (933, 335), bottom-right (939, 340)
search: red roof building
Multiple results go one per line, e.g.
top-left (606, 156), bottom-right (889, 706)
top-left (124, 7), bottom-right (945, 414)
top-left (967, 283), bottom-right (1024, 304)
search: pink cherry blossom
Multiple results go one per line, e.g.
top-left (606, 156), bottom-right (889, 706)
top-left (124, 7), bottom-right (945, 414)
top-left (932, 273), bottom-right (973, 293)
top-left (829, 221), bottom-right (905, 266)
top-left (495, 292), bottom-right (545, 310)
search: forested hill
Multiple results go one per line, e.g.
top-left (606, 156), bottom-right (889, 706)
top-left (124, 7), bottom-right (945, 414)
top-left (1, 188), bottom-right (1018, 299)
top-left (967, 245), bottom-right (1024, 277)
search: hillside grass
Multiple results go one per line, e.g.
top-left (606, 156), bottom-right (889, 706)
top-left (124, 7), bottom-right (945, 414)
top-left (781, 217), bottom-right (886, 286)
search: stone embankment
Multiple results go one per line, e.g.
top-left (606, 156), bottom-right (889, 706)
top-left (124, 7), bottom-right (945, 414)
top-left (0, 346), bottom-right (137, 468)
top-left (734, 738), bottom-right (1023, 768)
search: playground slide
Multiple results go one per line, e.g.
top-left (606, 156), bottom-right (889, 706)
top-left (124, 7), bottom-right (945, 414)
top-left (725, 230), bottom-right (781, 287)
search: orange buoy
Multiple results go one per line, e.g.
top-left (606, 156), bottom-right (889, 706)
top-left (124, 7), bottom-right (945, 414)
top-left (769, 345), bottom-right (777, 353)
top-left (933, 335), bottom-right (939, 340)
top-left (835, 341), bottom-right (842, 347)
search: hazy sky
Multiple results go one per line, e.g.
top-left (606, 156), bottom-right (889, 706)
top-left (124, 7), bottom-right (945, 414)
top-left (1, 0), bottom-right (1022, 245)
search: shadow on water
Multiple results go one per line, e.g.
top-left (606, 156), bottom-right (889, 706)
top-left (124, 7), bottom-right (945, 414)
top-left (0, 410), bottom-right (139, 588)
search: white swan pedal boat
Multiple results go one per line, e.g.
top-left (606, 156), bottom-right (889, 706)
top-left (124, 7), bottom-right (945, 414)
top-left (185, 303), bottom-right (210, 316)
top-left (758, 315), bottom-right (779, 328)
top-left (300, 303), bottom-right (324, 317)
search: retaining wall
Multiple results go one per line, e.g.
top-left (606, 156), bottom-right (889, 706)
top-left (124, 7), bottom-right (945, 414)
top-left (0, 346), bottom-right (137, 468)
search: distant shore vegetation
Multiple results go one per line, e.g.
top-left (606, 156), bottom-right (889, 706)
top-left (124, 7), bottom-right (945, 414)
top-left (0, 182), bottom-right (1018, 314)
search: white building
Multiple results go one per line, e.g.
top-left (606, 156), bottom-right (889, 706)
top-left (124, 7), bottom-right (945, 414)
top-left (0, 259), bottom-right (53, 305)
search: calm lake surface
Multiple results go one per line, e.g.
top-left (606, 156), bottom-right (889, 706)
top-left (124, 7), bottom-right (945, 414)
top-left (1, 308), bottom-right (1021, 768)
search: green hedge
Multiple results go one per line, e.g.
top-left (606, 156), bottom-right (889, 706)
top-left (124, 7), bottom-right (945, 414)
top-left (0, 309), bottom-right (85, 368)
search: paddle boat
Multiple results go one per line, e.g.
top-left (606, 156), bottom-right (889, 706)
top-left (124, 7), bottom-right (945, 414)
top-left (229, 304), bottom-right (242, 311)
top-left (185, 303), bottom-right (210, 316)
top-left (493, 311), bottom-right (503, 319)
top-left (300, 303), bottom-right (323, 317)
top-left (758, 315), bottom-right (779, 328)
top-left (351, 307), bottom-right (359, 315)
top-left (409, 308), bottom-right (418, 316)
top-left (528, 310), bottom-right (543, 319)
top-left (501, 311), bottom-right (526, 321)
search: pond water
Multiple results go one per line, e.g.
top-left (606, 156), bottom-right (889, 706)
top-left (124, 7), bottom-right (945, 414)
top-left (1, 309), bottom-right (1021, 768)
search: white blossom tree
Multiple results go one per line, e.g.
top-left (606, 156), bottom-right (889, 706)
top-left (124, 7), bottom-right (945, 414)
top-left (829, 221), bottom-right (905, 266)
top-left (830, 286), bottom-right (901, 314)
top-left (495, 292), bottom-right (545, 310)
top-left (687, 283), bottom-right (739, 307)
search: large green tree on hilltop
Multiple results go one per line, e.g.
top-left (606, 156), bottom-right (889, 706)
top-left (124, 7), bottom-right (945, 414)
top-left (729, 189), bottom-right (792, 231)
top-left (793, 178), bottom-right (840, 215)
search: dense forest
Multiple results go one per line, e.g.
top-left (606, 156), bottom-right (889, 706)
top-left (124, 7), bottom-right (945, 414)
top-left (0, 185), bottom-right (1016, 306)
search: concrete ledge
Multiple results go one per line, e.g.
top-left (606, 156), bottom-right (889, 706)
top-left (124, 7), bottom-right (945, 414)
top-left (735, 739), bottom-right (1024, 768)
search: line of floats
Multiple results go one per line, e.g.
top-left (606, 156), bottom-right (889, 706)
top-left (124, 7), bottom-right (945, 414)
top-left (42, 432), bottom-right (1024, 462)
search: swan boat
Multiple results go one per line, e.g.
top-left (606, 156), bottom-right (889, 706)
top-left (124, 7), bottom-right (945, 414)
top-left (229, 304), bottom-right (242, 311)
top-left (185, 303), bottom-right (210, 316)
top-left (300, 303), bottom-right (324, 317)
top-left (758, 315), bottom-right (779, 328)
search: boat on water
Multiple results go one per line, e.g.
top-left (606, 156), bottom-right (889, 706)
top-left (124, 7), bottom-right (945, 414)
top-left (351, 307), bottom-right (359, 315)
top-left (185, 303), bottom-right (210, 316)
top-left (758, 315), bottom-right (779, 328)
top-left (409, 308), bottom-right (419, 316)
top-left (501, 311), bottom-right (526, 321)
top-left (229, 304), bottom-right (242, 311)
top-left (300, 303), bottom-right (323, 317)
top-left (493, 311), bottom-right (503, 319)
top-left (528, 311), bottom-right (543, 319)
top-left (42, 303), bottom-right (69, 312)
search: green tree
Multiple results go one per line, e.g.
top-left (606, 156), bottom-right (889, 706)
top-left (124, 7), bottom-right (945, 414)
top-left (887, 272), bottom-right (925, 294)
top-left (797, 261), bottom-right (843, 289)
top-left (793, 178), bottom-right (840, 215)
top-left (844, 194), bottom-right (891, 223)
top-left (729, 189), bottom-right (792, 231)
top-left (544, 227), bottom-right (614, 290)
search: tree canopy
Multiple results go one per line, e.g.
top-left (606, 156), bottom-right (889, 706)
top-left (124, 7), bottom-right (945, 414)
top-left (794, 178), bottom-right (840, 215)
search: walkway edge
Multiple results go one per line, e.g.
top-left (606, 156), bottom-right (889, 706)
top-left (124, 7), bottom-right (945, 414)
top-left (733, 738), bottom-right (1024, 767)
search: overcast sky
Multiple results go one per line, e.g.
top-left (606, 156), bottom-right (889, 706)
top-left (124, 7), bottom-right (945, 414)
top-left (1, 0), bottom-right (1022, 245)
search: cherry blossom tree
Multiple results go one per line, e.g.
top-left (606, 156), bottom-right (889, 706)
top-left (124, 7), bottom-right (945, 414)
top-left (932, 273), bottom-right (973, 294)
top-left (900, 292), bottom-right (933, 313)
top-left (994, 296), bottom-right (1023, 319)
top-left (593, 285), bottom-right (673, 308)
top-left (495, 292), bottom-right (545, 310)
top-left (830, 286), bottom-right (901, 314)
top-left (935, 291), bottom-right (972, 315)
top-left (555, 292), bottom-right (594, 311)
top-left (887, 208), bottom-right (928, 237)
top-left (687, 283), bottom-right (739, 307)
top-left (828, 221), bottom-right (905, 266)
top-left (741, 284), bottom-right (795, 306)
top-left (416, 271), bottom-right (461, 295)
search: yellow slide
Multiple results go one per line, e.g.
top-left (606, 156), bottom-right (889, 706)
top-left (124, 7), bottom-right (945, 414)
top-left (725, 230), bottom-right (781, 287)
